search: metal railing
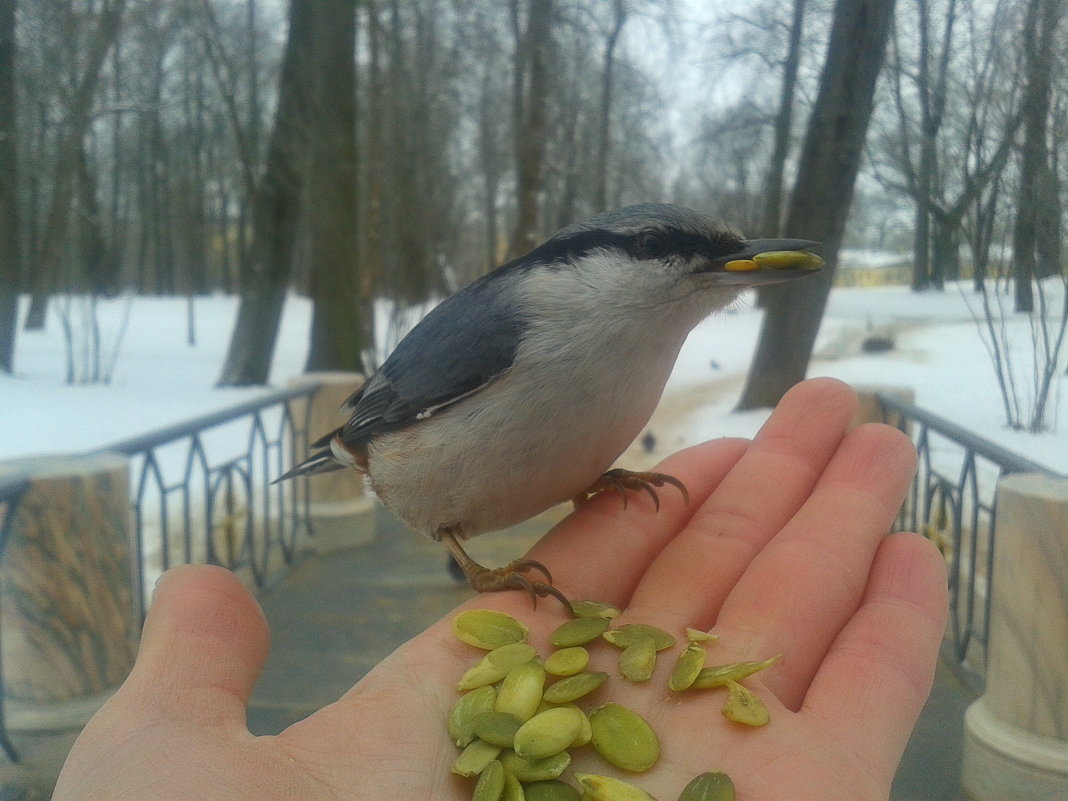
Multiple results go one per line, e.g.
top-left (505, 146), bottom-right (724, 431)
top-left (92, 382), bottom-right (322, 619)
top-left (875, 391), bottom-right (1061, 696)
top-left (0, 381), bottom-right (321, 761)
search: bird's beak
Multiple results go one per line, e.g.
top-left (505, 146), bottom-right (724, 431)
top-left (701, 238), bottom-right (824, 286)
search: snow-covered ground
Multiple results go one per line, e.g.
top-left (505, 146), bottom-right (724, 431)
top-left (1, 282), bottom-right (1065, 475)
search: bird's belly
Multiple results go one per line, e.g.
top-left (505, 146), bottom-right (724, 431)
top-left (365, 367), bottom-right (663, 539)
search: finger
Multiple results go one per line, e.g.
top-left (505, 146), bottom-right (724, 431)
top-left (623, 377), bottom-right (858, 623)
top-left (516, 436), bottom-right (749, 611)
top-left (712, 422), bottom-right (918, 708)
top-left (803, 532), bottom-right (948, 781)
top-left (118, 564), bottom-right (270, 729)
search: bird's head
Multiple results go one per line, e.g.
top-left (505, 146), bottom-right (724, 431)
top-left (518, 203), bottom-right (822, 316)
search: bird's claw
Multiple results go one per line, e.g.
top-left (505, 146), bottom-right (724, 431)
top-left (573, 468), bottom-right (690, 511)
top-left (467, 558), bottom-right (571, 610)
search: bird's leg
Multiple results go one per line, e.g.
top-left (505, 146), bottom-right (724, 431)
top-left (440, 529), bottom-right (571, 609)
top-left (573, 468), bottom-right (690, 511)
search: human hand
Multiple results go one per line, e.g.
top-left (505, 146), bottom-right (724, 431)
top-left (53, 378), bottom-right (947, 800)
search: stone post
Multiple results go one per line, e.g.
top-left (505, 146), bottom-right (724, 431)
top-left (288, 372), bottom-right (375, 550)
top-left (961, 473), bottom-right (1068, 801)
top-left (0, 453), bottom-right (136, 729)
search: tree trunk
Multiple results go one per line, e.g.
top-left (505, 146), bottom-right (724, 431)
top-left (593, 0), bottom-right (626, 213)
top-left (217, 0), bottom-right (314, 386)
top-left (303, 0), bottom-right (362, 373)
top-left (509, 0), bottom-right (554, 258)
top-left (737, 0), bottom-right (896, 410)
top-left (760, 0), bottom-right (806, 238)
top-left (1013, 0), bottom-right (1063, 312)
top-left (0, 0), bottom-right (18, 372)
top-left (23, 0), bottom-right (126, 330)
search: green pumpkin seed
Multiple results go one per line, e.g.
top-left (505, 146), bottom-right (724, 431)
top-left (541, 671), bottom-right (608, 704)
top-left (685, 628), bottom-right (718, 643)
top-left (574, 772), bottom-right (658, 801)
top-left (523, 779), bottom-right (582, 801)
top-left (669, 642), bottom-right (708, 691)
top-left (543, 646), bottom-right (589, 677)
top-left (690, 655), bottom-right (779, 690)
top-left (603, 623), bottom-right (675, 651)
top-left (500, 770), bottom-right (525, 801)
top-left (449, 685), bottom-right (497, 747)
top-left (676, 772), bottom-right (736, 801)
top-left (472, 711), bottom-right (523, 748)
top-left (752, 249), bottom-right (824, 271)
top-left (549, 616), bottom-right (610, 647)
top-left (453, 609), bottom-right (529, 650)
top-left (458, 643), bottom-right (539, 691)
top-left (451, 738), bottom-right (503, 777)
top-left (495, 660), bottom-right (546, 721)
top-left (618, 636), bottom-right (657, 682)
top-left (569, 600), bottom-right (621, 619)
top-left (588, 702), bottom-right (660, 772)
top-left (472, 759), bottom-right (505, 801)
top-left (721, 679), bottom-right (770, 727)
top-left (500, 748), bottom-right (571, 782)
top-left (513, 706), bottom-right (584, 760)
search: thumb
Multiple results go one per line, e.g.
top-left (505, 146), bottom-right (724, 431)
top-left (119, 564), bottom-right (270, 728)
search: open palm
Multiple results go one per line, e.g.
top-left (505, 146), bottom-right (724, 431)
top-left (54, 379), bottom-right (947, 801)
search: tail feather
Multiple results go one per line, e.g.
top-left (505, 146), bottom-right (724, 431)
top-left (272, 450), bottom-right (345, 484)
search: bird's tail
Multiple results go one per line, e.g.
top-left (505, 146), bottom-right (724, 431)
top-left (272, 449), bottom-right (346, 484)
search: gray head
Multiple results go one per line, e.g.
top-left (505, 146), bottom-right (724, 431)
top-left (511, 203), bottom-right (820, 314)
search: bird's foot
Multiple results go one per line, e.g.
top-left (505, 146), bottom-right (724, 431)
top-left (441, 531), bottom-right (571, 609)
top-left (573, 468), bottom-right (690, 511)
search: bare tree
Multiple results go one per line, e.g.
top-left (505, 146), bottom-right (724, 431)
top-left (1013, 0), bottom-right (1064, 312)
top-left (738, 0), bottom-right (897, 410)
top-left (0, 0), bottom-right (18, 372)
top-left (510, 0), bottom-right (554, 258)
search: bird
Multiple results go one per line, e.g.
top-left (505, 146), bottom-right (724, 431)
top-left (276, 203), bottom-right (822, 606)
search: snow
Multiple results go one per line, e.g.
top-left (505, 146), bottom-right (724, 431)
top-left (1, 282), bottom-right (1065, 476)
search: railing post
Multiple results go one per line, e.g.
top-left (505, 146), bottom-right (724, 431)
top-left (0, 453), bottom-right (137, 731)
top-left (961, 473), bottom-right (1068, 801)
top-left (289, 372), bottom-right (376, 551)
top-left (851, 385), bottom-right (914, 429)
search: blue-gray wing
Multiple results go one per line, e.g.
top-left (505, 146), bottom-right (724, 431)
top-left (336, 278), bottom-right (525, 447)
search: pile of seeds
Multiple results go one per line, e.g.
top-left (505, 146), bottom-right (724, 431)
top-left (448, 604), bottom-right (779, 801)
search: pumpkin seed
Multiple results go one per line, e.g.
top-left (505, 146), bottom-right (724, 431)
top-left (523, 779), bottom-right (581, 801)
top-left (752, 249), bottom-right (824, 271)
top-left (618, 636), bottom-right (657, 682)
top-left (449, 685), bottom-right (497, 747)
top-left (721, 679), bottom-right (770, 727)
top-left (690, 655), bottom-right (779, 690)
top-left (603, 623), bottom-right (675, 651)
top-left (685, 628), bottom-right (718, 643)
top-left (451, 738), bottom-right (503, 777)
top-left (549, 616), bottom-right (609, 647)
top-left (471, 759), bottom-right (505, 801)
top-left (588, 702), bottom-right (660, 772)
top-left (495, 660), bottom-right (546, 721)
top-left (500, 770), bottom-right (525, 801)
top-left (541, 671), bottom-right (608, 704)
top-left (569, 600), bottom-right (621, 619)
top-left (574, 773), bottom-right (658, 801)
top-left (669, 642), bottom-right (708, 692)
top-left (676, 772), bottom-right (736, 801)
top-left (472, 711), bottom-right (523, 748)
top-left (543, 646), bottom-right (589, 677)
top-left (500, 748), bottom-right (571, 782)
top-left (513, 706), bottom-right (584, 760)
top-left (453, 609), bottom-right (529, 650)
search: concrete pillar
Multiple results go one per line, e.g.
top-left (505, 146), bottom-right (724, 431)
top-left (0, 453), bottom-right (136, 729)
top-left (850, 385), bottom-right (915, 430)
top-left (962, 473), bottom-right (1068, 801)
top-left (288, 372), bottom-right (376, 550)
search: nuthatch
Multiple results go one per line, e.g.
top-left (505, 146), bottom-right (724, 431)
top-left (277, 204), bottom-right (822, 605)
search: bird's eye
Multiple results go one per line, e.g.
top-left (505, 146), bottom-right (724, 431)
top-left (634, 232), bottom-right (665, 258)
